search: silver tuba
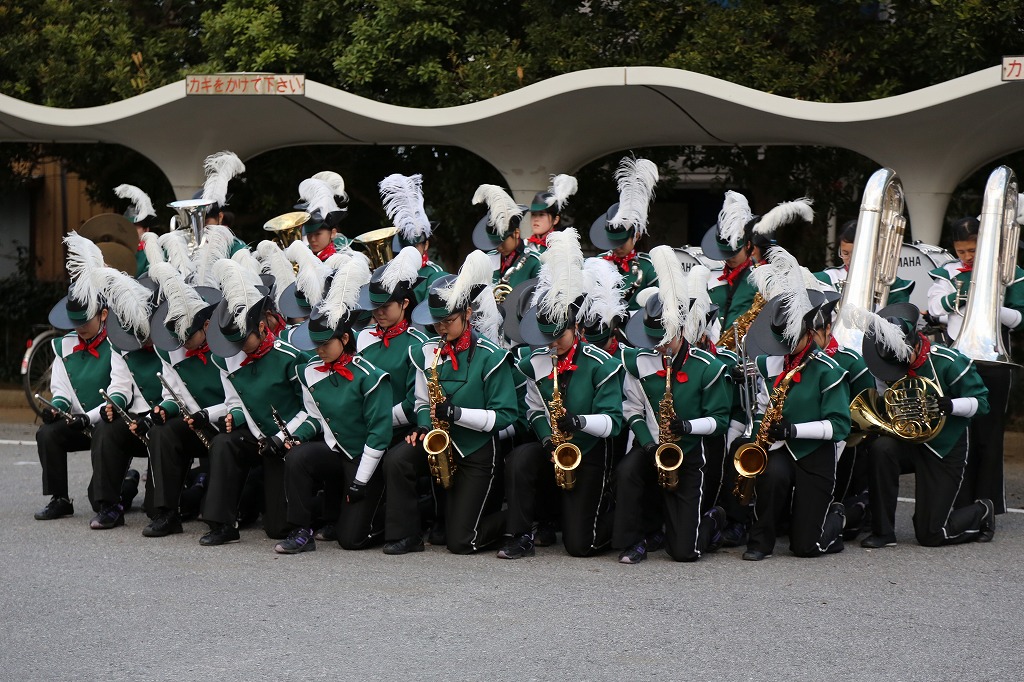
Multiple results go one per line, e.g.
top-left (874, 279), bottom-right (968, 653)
top-left (831, 168), bottom-right (906, 350)
top-left (167, 198), bottom-right (214, 256)
top-left (952, 165), bottom-right (1020, 366)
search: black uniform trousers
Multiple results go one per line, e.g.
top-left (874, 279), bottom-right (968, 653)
top-left (87, 418), bottom-right (149, 512)
top-left (959, 363), bottom-right (1011, 513)
top-left (149, 416), bottom-right (208, 513)
top-left (384, 437), bottom-right (505, 554)
top-left (613, 443), bottom-right (719, 561)
top-left (36, 420), bottom-right (91, 498)
top-left (748, 441), bottom-right (843, 557)
top-left (284, 440), bottom-right (386, 549)
top-left (202, 427), bottom-right (288, 539)
top-left (701, 435), bottom-right (727, 512)
top-left (719, 439), bottom-right (753, 526)
top-left (506, 438), bottom-right (614, 557)
top-left (868, 433), bottom-right (985, 546)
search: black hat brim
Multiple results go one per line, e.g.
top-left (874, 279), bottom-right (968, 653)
top-left (700, 225), bottom-right (737, 262)
top-left (861, 302), bottom-right (920, 382)
top-left (106, 311), bottom-right (144, 352)
top-left (48, 295), bottom-right (76, 331)
top-left (472, 215), bottom-right (497, 251)
top-left (589, 204), bottom-right (619, 251)
top-left (149, 300), bottom-right (182, 352)
top-left (410, 298), bottom-right (439, 328)
top-left (277, 282), bottom-right (311, 320)
top-left (498, 278), bottom-right (537, 346)
top-left (518, 308), bottom-right (557, 347)
top-left (288, 320), bottom-right (314, 351)
top-left (623, 308), bottom-right (663, 349)
top-left (744, 297), bottom-right (793, 357)
top-left (204, 299), bottom-right (246, 357)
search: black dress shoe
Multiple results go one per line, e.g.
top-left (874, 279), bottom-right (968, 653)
top-left (428, 522), bottom-right (446, 546)
top-left (860, 534), bottom-right (897, 549)
top-left (120, 469), bottom-right (141, 511)
top-left (382, 536), bottom-right (424, 555)
top-left (533, 521), bottom-right (557, 547)
top-left (35, 496), bottom-right (74, 520)
top-left (719, 521), bottom-right (748, 548)
top-left (977, 499), bottom-right (996, 543)
top-left (742, 549), bottom-right (771, 561)
top-left (143, 512), bottom-right (183, 538)
top-left (89, 504), bottom-right (125, 530)
top-left (200, 523), bottom-right (240, 546)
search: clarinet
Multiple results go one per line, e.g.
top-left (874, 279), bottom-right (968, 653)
top-left (271, 405), bottom-right (300, 448)
top-left (156, 372), bottom-right (212, 448)
top-left (99, 389), bottom-right (150, 445)
top-left (35, 393), bottom-right (93, 437)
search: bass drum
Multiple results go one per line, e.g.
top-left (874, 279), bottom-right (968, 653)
top-left (896, 241), bottom-right (955, 312)
top-left (674, 245), bottom-right (724, 276)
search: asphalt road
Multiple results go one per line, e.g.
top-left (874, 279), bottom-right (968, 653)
top-left (0, 417), bottom-right (1021, 682)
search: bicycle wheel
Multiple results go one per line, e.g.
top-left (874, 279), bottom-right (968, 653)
top-left (22, 329), bottom-right (59, 417)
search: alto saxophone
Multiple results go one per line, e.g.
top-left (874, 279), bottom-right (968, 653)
top-left (424, 343), bottom-right (456, 489)
top-left (718, 292), bottom-right (766, 351)
top-left (549, 353), bottom-right (582, 490)
top-left (654, 354), bottom-right (684, 491)
top-left (732, 356), bottom-right (809, 505)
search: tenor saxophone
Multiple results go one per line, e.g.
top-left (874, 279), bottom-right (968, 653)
top-left (732, 356), bottom-right (809, 505)
top-left (549, 353), bottom-right (582, 490)
top-left (718, 292), bottom-right (766, 351)
top-left (424, 343), bottom-right (456, 489)
top-left (654, 354), bottom-right (684, 491)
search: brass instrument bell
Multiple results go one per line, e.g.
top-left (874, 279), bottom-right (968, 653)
top-left (353, 227), bottom-right (399, 269)
top-left (263, 211), bottom-right (311, 251)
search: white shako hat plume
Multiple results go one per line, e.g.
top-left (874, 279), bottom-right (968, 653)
top-left (380, 173), bottom-right (432, 245)
top-left (606, 157), bottom-right (659, 239)
top-left (473, 184), bottom-right (523, 241)
top-left (201, 151), bottom-right (245, 208)
top-left (114, 184), bottom-right (156, 224)
top-left (648, 244), bottom-right (688, 345)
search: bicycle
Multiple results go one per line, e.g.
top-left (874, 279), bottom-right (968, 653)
top-left (21, 324), bottom-right (61, 418)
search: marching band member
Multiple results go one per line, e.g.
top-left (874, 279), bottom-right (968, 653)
top-left (853, 302), bottom-right (995, 547)
top-left (472, 184), bottom-right (539, 290)
top-left (384, 251), bottom-right (517, 555)
top-left (296, 177), bottom-right (348, 261)
top-left (276, 256), bottom-right (392, 554)
top-left (199, 259), bottom-right (316, 546)
top-left (928, 216), bottom-right (1024, 514)
top-left (702, 191), bottom-right (758, 331)
top-left (815, 220), bottom-right (914, 303)
top-left (526, 174), bottom-right (577, 256)
top-left (578, 259), bottom-right (629, 358)
top-left (615, 247), bottom-right (730, 563)
top-left (114, 184), bottom-right (160, 278)
top-left (500, 229), bottom-right (624, 559)
top-left (34, 234), bottom-right (136, 524)
top-left (143, 263), bottom-right (225, 537)
top-left (740, 247), bottom-right (850, 561)
top-left (380, 173), bottom-right (448, 305)
top-left (195, 151), bottom-right (247, 239)
top-left (589, 157), bottom-right (659, 310)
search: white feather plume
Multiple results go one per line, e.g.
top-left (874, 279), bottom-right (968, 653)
top-left (114, 184), bottom-right (156, 222)
top-left (318, 257), bottom-right (372, 331)
top-left (312, 171), bottom-right (347, 201)
top-left (549, 174), bottom-right (578, 211)
top-left (649, 245), bottom-right (687, 344)
top-left (440, 250), bottom-right (493, 310)
top-left (102, 268), bottom-right (153, 339)
top-left (255, 241), bottom-right (297, 305)
top-left (230, 247), bottom-right (264, 287)
top-left (298, 178), bottom-right (340, 218)
top-left (381, 246), bottom-right (423, 293)
top-left (471, 286), bottom-right (504, 345)
top-left (139, 232), bottom-right (165, 267)
top-left (201, 151), bottom-right (245, 206)
top-left (838, 303), bottom-right (913, 362)
top-left (753, 197), bottom-right (814, 235)
top-left (683, 264), bottom-right (713, 345)
top-left (213, 258), bottom-right (262, 332)
top-left (379, 173), bottom-right (432, 242)
top-left (286, 241), bottom-right (333, 309)
top-left (473, 184), bottom-right (522, 240)
top-left (64, 232), bottom-right (107, 318)
top-left (531, 227), bottom-right (586, 328)
top-left (635, 286), bottom-right (659, 308)
top-left (717, 190), bottom-right (753, 249)
top-left (579, 258), bottom-right (627, 330)
top-left (148, 262), bottom-right (209, 340)
top-left (158, 231), bottom-right (194, 278)
top-left (193, 225), bottom-right (236, 287)
top-left (607, 158), bottom-right (659, 238)
top-left (753, 246), bottom-right (812, 344)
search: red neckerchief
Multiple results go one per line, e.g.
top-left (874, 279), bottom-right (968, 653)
top-left (269, 311), bottom-right (286, 334)
top-left (907, 334), bottom-right (930, 377)
top-left (315, 242), bottom-right (337, 262)
top-left (718, 258), bottom-right (752, 286)
top-left (605, 336), bottom-right (619, 355)
top-left (603, 250), bottom-right (636, 274)
top-left (774, 342), bottom-right (813, 388)
top-left (527, 233), bottom-right (548, 248)
top-left (823, 336), bottom-right (839, 357)
top-left (440, 326), bottom-right (473, 371)
top-left (240, 329), bottom-right (277, 366)
top-left (548, 338), bottom-right (579, 379)
top-left (421, 252), bottom-right (430, 268)
top-left (137, 241), bottom-right (144, 252)
top-left (500, 248), bottom-right (518, 274)
top-left (704, 340), bottom-right (718, 356)
top-left (185, 342), bottom-right (210, 365)
top-left (957, 262), bottom-right (972, 273)
top-left (370, 319), bottom-right (409, 348)
top-left (72, 327), bottom-right (107, 359)
top-left (656, 344), bottom-right (689, 383)
top-left (314, 352), bottom-right (354, 380)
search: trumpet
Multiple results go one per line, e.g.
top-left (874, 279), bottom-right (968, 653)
top-left (654, 354), bottom-right (684, 491)
top-left (549, 352), bottom-right (582, 490)
top-left (424, 343), bottom-right (456, 489)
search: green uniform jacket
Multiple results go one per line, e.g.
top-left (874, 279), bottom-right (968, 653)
top-left (709, 269), bottom-right (758, 331)
top-left (211, 340), bottom-right (315, 440)
top-left (294, 356), bottom-right (393, 482)
top-left (592, 252), bottom-right (658, 311)
top-left (714, 347), bottom-right (746, 427)
top-left (828, 346), bottom-right (875, 398)
top-left (620, 346), bottom-right (730, 453)
top-left (121, 347), bottom-right (164, 412)
top-left (155, 347), bottom-right (228, 420)
top-left (488, 247), bottom-right (540, 290)
top-left (876, 344), bottom-right (989, 458)
top-left (814, 267), bottom-right (915, 305)
top-left (412, 334), bottom-right (517, 457)
top-left (518, 342), bottom-right (624, 453)
top-left (753, 348), bottom-right (851, 460)
top-left (49, 332), bottom-right (134, 423)
top-left (357, 324), bottom-right (431, 428)
top-left (928, 262), bottom-right (1024, 330)
top-left (136, 248), bottom-right (149, 278)
top-left (412, 261), bottom-right (448, 306)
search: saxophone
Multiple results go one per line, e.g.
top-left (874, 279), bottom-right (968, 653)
top-left (732, 356), bottom-right (809, 505)
top-left (549, 353), bottom-right (582, 490)
top-left (654, 354), bottom-right (684, 491)
top-left (718, 292), bottom-right (766, 351)
top-left (423, 343), bottom-right (456, 489)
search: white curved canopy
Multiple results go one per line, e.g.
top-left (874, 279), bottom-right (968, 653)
top-left (1, 65), bottom-right (1021, 243)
